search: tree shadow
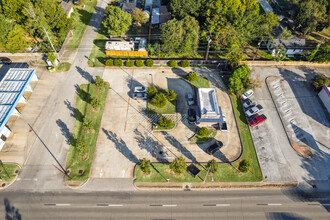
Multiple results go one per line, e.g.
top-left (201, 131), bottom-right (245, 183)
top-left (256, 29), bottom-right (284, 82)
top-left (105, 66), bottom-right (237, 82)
top-left (77, 86), bottom-right (91, 103)
top-left (64, 99), bottom-right (84, 122)
top-left (133, 128), bottom-right (169, 162)
top-left (162, 131), bottom-right (197, 162)
top-left (76, 66), bottom-right (94, 83)
top-left (56, 119), bottom-right (72, 145)
top-left (102, 128), bottom-right (139, 163)
top-left (4, 198), bottom-right (22, 220)
top-left (291, 123), bottom-right (321, 153)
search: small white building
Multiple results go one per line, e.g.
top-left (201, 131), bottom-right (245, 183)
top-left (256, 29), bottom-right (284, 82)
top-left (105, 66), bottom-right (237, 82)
top-left (105, 40), bottom-right (134, 51)
top-left (0, 68), bottom-right (38, 150)
top-left (318, 86), bottom-right (330, 114)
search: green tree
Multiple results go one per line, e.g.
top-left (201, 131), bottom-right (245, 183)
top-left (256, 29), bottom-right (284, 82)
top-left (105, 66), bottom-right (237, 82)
top-left (166, 90), bottom-right (177, 102)
top-left (295, 0), bottom-right (329, 34)
top-left (146, 59), bottom-right (154, 67)
top-left (161, 16), bottom-right (199, 56)
top-left (136, 60), bottom-right (144, 67)
top-left (48, 52), bottom-right (57, 62)
top-left (206, 159), bottom-right (218, 173)
top-left (158, 117), bottom-right (173, 128)
top-left (197, 127), bottom-right (209, 137)
top-left (0, 15), bottom-right (14, 44)
top-left (102, 5), bottom-right (132, 36)
top-left (151, 93), bottom-right (167, 108)
top-left (170, 156), bottom-right (187, 175)
top-left (139, 158), bottom-right (151, 174)
top-left (126, 59), bottom-right (134, 67)
top-left (114, 59), bottom-right (123, 67)
top-left (147, 85), bottom-right (158, 99)
top-left (83, 118), bottom-right (94, 130)
top-left (131, 8), bottom-right (148, 26)
top-left (95, 76), bottom-right (105, 87)
top-left (311, 74), bottom-right (330, 89)
top-left (311, 42), bottom-right (330, 63)
top-left (2, 0), bottom-right (27, 23)
top-left (187, 71), bottom-right (198, 81)
top-left (105, 59), bottom-right (113, 66)
top-left (181, 59), bottom-right (190, 67)
top-left (169, 60), bottom-right (177, 67)
top-left (169, 0), bottom-right (202, 19)
top-left (5, 24), bottom-right (29, 53)
top-left (228, 65), bottom-right (251, 96)
top-left (238, 159), bottom-right (249, 173)
top-left (91, 98), bottom-right (100, 109)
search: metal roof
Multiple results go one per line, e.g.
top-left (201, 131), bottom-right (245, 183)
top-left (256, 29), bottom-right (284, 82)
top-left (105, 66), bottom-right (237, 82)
top-left (152, 8), bottom-right (160, 24)
top-left (259, 0), bottom-right (273, 14)
top-left (0, 68), bottom-right (36, 132)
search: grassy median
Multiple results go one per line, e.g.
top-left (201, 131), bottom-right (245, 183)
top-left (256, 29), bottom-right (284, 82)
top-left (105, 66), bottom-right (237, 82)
top-left (66, 0), bottom-right (98, 50)
top-left (65, 82), bottom-right (109, 181)
top-left (0, 163), bottom-right (19, 182)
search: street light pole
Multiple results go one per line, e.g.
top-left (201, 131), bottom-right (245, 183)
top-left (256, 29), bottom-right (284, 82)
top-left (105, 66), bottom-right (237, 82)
top-left (204, 36), bottom-right (212, 62)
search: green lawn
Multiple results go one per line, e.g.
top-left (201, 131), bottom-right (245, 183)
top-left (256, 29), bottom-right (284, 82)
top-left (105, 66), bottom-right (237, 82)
top-left (148, 101), bottom-right (175, 114)
top-left (153, 122), bottom-right (176, 131)
top-left (0, 163), bottom-right (19, 182)
top-left (88, 23), bottom-right (108, 67)
top-left (56, 62), bottom-right (71, 72)
top-left (66, 0), bottom-right (98, 50)
top-left (190, 129), bottom-right (217, 142)
top-left (187, 76), bottom-right (210, 88)
top-left (65, 83), bottom-right (109, 181)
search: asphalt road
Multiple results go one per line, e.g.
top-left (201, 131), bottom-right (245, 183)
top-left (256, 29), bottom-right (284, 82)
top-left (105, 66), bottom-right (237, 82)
top-left (1, 189), bottom-right (329, 220)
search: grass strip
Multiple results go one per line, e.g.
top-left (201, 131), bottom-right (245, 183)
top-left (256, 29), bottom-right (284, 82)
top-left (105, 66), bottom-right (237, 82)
top-left (187, 76), bottom-right (210, 88)
top-left (0, 163), bottom-right (19, 182)
top-left (66, 0), bottom-right (98, 50)
top-left (65, 83), bottom-right (109, 181)
top-left (190, 129), bottom-right (217, 142)
top-left (148, 101), bottom-right (175, 114)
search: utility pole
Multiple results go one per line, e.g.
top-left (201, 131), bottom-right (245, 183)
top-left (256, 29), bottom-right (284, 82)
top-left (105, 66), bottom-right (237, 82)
top-left (158, 44), bottom-right (160, 60)
top-left (204, 36), bottom-right (212, 62)
top-left (203, 166), bottom-right (211, 183)
top-left (43, 27), bottom-right (60, 62)
top-left (253, 36), bottom-right (263, 61)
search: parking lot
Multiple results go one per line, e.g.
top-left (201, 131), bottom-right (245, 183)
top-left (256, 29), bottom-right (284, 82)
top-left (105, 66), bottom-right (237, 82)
top-left (90, 67), bottom-right (241, 178)
top-left (249, 66), bottom-right (330, 182)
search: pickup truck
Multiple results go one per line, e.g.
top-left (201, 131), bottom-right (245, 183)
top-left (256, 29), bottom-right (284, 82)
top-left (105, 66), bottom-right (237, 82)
top-left (249, 114), bottom-right (267, 126)
top-left (245, 104), bottom-right (263, 117)
top-left (243, 99), bottom-right (256, 109)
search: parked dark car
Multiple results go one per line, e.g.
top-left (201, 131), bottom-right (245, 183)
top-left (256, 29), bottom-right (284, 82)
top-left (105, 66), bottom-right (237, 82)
top-left (0, 57), bottom-right (12, 65)
top-left (188, 108), bottom-right (196, 123)
top-left (206, 140), bottom-right (223, 155)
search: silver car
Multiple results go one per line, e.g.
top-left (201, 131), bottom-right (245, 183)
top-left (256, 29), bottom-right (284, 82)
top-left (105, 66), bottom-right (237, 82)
top-left (133, 92), bottom-right (147, 100)
top-left (187, 92), bottom-right (194, 105)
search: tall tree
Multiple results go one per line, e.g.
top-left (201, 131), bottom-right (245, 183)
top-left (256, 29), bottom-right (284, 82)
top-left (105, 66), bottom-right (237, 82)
top-left (161, 16), bottom-right (199, 55)
top-left (2, 0), bottom-right (26, 23)
top-left (102, 5), bottom-right (132, 37)
top-left (0, 14), bottom-right (14, 44)
top-left (131, 8), bottom-right (148, 26)
top-left (169, 0), bottom-right (202, 19)
top-left (5, 24), bottom-right (29, 53)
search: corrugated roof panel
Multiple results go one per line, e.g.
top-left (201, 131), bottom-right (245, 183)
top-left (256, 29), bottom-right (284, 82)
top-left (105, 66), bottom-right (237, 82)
top-left (0, 92), bottom-right (18, 105)
top-left (0, 105), bottom-right (11, 123)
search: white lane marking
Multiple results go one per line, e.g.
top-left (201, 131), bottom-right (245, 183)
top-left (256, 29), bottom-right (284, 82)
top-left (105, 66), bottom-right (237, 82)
top-left (108, 204), bottom-right (123, 207)
top-left (162, 204), bottom-right (177, 207)
top-left (268, 204), bottom-right (282, 206)
top-left (216, 204), bottom-right (230, 207)
top-left (55, 204), bottom-right (71, 206)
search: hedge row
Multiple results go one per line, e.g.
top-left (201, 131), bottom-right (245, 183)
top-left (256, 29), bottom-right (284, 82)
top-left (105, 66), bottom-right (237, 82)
top-left (105, 59), bottom-right (190, 68)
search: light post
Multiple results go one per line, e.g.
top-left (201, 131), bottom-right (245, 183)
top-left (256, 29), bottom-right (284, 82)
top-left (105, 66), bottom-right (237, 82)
top-left (0, 160), bottom-right (10, 179)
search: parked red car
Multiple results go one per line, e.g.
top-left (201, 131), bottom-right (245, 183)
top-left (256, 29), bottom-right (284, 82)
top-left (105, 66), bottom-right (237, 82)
top-left (249, 114), bottom-right (267, 126)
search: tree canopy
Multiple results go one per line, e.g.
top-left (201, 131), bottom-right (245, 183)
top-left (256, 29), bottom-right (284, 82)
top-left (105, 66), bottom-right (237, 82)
top-left (161, 16), bottom-right (200, 55)
top-left (131, 8), bottom-right (148, 26)
top-left (169, 0), bottom-right (202, 19)
top-left (102, 5), bottom-right (132, 37)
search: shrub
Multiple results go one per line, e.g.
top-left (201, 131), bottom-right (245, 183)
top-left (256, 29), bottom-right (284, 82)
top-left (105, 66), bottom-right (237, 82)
top-left (181, 59), bottom-right (190, 67)
top-left (151, 93), bottom-right (167, 108)
top-left (82, 118), bottom-right (94, 130)
top-left (114, 59), bottom-right (123, 67)
top-left (158, 117), bottom-right (173, 128)
top-left (169, 60), bottom-right (177, 67)
top-left (48, 52), bottom-right (57, 62)
top-left (146, 59), bottom-right (154, 67)
top-left (136, 59), bottom-right (144, 67)
top-left (139, 158), bottom-right (151, 174)
top-left (166, 90), bottom-right (177, 101)
top-left (146, 85), bottom-right (157, 99)
top-left (311, 74), bottom-right (330, 90)
top-left (94, 76), bottom-right (105, 87)
top-left (91, 97), bottom-right (100, 109)
top-left (105, 59), bottom-right (113, 66)
top-left (206, 159), bottom-right (218, 173)
top-left (126, 59), bottom-right (134, 67)
top-left (77, 141), bottom-right (87, 155)
top-left (238, 159), bottom-right (249, 173)
top-left (170, 156), bottom-right (187, 175)
top-left (197, 127), bottom-right (209, 137)
top-left (187, 71), bottom-right (198, 81)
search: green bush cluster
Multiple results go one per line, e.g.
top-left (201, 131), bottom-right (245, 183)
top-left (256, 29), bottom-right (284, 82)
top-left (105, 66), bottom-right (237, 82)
top-left (105, 59), bottom-right (113, 66)
top-left (228, 65), bottom-right (252, 96)
top-left (126, 59), bottom-right (134, 67)
top-left (114, 59), bottom-right (123, 67)
top-left (311, 74), bottom-right (330, 90)
top-left (146, 85), bottom-right (158, 99)
top-left (136, 60), bottom-right (144, 67)
top-left (181, 59), bottom-right (190, 67)
top-left (91, 97), bottom-right (100, 109)
top-left (146, 59), bottom-right (154, 67)
top-left (197, 127), bottom-right (209, 137)
top-left (158, 117), bottom-right (173, 128)
top-left (170, 156), bottom-right (187, 175)
top-left (94, 76), bottom-right (105, 88)
top-left (166, 90), bottom-right (177, 102)
top-left (169, 60), bottom-right (177, 67)
top-left (151, 93), bottom-right (167, 108)
top-left (187, 71), bottom-right (198, 81)
top-left (206, 159), bottom-right (218, 173)
top-left (82, 118), bottom-right (94, 130)
top-left (238, 159), bottom-right (249, 173)
top-left (139, 158), bottom-right (151, 174)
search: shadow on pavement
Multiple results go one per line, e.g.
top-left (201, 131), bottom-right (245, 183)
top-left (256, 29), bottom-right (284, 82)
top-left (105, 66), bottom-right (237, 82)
top-left (102, 128), bottom-right (139, 163)
top-left (76, 66), bottom-right (94, 83)
top-left (265, 212), bottom-right (311, 220)
top-left (56, 119), bottom-right (72, 145)
top-left (4, 198), bottom-right (22, 220)
top-left (64, 99), bottom-right (84, 122)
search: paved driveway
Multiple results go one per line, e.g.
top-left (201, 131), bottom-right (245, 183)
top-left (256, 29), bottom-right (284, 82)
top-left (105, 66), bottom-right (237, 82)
top-left (249, 66), bottom-right (330, 182)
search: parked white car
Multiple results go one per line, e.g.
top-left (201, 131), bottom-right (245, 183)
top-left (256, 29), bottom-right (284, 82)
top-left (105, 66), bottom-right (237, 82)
top-left (134, 86), bottom-right (147, 93)
top-left (242, 89), bottom-right (254, 100)
top-left (245, 105), bottom-right (263, 117)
